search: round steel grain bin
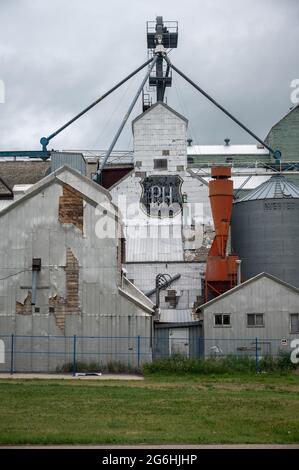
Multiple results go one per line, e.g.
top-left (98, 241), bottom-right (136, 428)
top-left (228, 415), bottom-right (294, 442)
top-left (231, 175), bottom-right (299, 288)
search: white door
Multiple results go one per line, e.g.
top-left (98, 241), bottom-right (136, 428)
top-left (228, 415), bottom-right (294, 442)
top-left (169, 328), bottom-right (189, 357)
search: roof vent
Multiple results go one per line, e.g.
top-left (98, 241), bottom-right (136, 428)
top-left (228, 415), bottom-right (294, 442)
top-left (224, 138), bottom-right (230, 146)
top-left (187, 138), bottom-right (193, 147)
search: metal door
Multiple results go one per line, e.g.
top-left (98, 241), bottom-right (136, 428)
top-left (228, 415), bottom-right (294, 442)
top-left (169, 328), bottom-right (189, 357)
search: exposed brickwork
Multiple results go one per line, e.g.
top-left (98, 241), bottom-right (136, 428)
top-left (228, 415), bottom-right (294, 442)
top-left (59, 184), bottom-right (83, 232)
top-left (49, 248), bottom-right (80, 333)
top-left (16, 291), bottom-right (32, 315)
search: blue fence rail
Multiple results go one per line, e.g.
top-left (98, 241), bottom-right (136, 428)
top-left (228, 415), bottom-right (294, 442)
top-left (0, 334), bottom-right (294, 374)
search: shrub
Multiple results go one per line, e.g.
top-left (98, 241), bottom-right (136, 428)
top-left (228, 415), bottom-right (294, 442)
top-left (56, 361), bottom-right (139, 374)
top-left (143, 354), bottom-right (257, 375)
top-left (259, 351), bottom-right (297, 372)
top-left (143, 352), bottom-right (298, 375)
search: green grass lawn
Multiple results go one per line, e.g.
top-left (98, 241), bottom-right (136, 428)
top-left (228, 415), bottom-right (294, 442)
top-left (0, 373), bottom-right (298, 444)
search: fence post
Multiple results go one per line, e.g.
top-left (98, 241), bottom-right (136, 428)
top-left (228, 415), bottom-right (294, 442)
top-left (255, 337), bottom-right (259, 373)
top-left (137, 335), bottom-right (141, 369)
top-left (72, 335), bottom-right (77, 377)
top-left (10, 334), bottom-right (14, 375)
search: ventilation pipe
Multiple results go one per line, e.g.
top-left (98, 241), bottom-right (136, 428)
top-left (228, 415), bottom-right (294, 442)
top-left (31, 258), bottom-right (41, 305)
top-left (204, 167), bottom-right (240, 301)
top-left (236, 259), bottom-right (242, 285)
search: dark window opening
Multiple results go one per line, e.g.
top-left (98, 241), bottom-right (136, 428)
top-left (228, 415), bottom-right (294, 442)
top-left (247, 313), bottom-right (264, 327)
top-left (162, 149), bottom-right (169, 156)
top-left (214, 314), bottom-right (231, 326)
top-left (49, 307), bottom-right (55, 313)
top-left (121, 237), bottom-right (126, 264)
top-left (290, 314), bottom-right (299, 333)
top-left (154, 159), bottom-right (168, 170)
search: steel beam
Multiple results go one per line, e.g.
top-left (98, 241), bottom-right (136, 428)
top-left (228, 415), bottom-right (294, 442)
top-left (95, 55), bottom-right (158, 181)
top-left (40, 57), bottom-right (155, 150)
top-left (164, 56), bottom-right (281, 161)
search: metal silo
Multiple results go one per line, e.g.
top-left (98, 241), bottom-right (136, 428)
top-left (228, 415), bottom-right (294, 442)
top-left (231, 175), bottom-right (299, 288)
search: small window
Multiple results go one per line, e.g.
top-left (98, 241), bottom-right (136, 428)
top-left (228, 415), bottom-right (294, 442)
top-left (162, 149), bottom-right (169, 156)
top-left (290, 314), bottom-right (299, 334)
top-left (247, 313), bottom-right (264, 327)
top-left (154, 159), bottom-right (168, 170)
top-left (49, 307), bottom-right (55, 313)
top-left (176, 165), bottom-right (184, 172)
top-left (34, 307), bottom-right (40, 313)
top-left (214, 314), bottom-right (231, 326)
top-left (135, 161), bottom-right (142, 168)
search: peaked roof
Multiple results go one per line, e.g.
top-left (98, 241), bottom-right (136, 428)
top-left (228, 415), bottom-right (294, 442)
top-left (265, 103), bottom-right (299, 140)
top-left (0, 161), bottom-right (51, 188)
top-left (235, 174), bottom-right (299, 202)
top-left (132, 101), bottom-right (188, 128)
top-left (0, 165), bottom-right (113, 218)
top-left (199, 272), bottom-right (299, 310)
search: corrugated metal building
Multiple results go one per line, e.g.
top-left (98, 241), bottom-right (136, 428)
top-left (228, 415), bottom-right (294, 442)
top-left (198, 272), bottom-right (299, 357)
top-left (0, 166), bottom-right (154, 372)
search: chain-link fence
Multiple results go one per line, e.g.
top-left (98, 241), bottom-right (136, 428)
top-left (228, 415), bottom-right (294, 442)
top-left (0, 334), bottom-right (295, 374)
top-left (0, 334), bottom-right (152, 374)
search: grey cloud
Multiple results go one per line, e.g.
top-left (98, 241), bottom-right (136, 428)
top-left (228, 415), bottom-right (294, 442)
top-left (0, 0), bottom-right (298, 151)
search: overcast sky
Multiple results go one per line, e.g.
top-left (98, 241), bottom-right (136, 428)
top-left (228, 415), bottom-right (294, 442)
top-left (0, 0), bottom-right (298, 152)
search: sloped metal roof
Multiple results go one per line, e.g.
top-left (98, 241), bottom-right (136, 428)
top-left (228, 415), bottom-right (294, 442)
top-left (0, 161), bottom-right (51, 188)
top-left (235, 174), bottom-right (299, 202)
top-left (159, 309), bottom-right (195, 323)
top-left (187, 144), bottom-right (269, 156)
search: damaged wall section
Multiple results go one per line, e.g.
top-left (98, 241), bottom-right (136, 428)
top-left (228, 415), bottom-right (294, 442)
top-left (49, 248), bottom-right (80, 332)
top-left (58, 183), bottom-right (83, 232)
top-left (16, 291), bottom-right (32, 315)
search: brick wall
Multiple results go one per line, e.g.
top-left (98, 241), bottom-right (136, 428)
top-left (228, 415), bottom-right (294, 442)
top-left (59, 184), bottom-right (83, 232)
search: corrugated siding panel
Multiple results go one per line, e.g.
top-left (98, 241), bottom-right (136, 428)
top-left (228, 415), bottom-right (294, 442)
top-left (126, 236), bottom-right (184, 262)
top-left (159, 309), bottom-right (194, 323)
top-left (153, 327), bottom-right (169, 359)
top-left (51, 152), bottom-right (86, 176)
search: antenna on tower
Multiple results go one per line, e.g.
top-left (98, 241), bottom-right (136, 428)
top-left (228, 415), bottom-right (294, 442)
top-left (145, 16), bottom-right (178, 108)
